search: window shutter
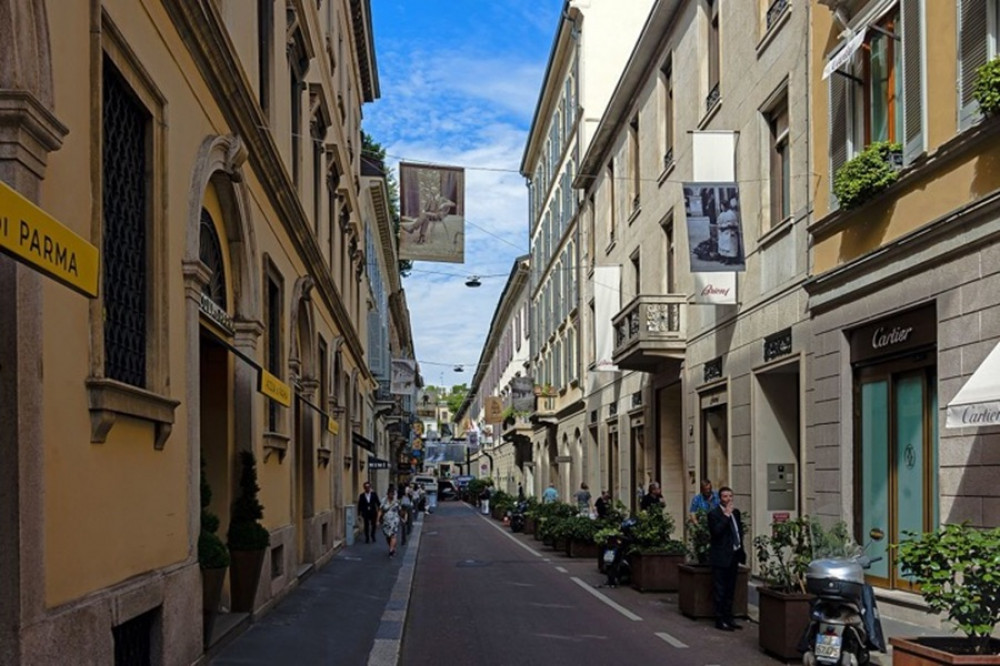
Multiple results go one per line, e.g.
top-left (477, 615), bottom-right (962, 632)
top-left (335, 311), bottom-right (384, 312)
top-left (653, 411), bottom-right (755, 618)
top-left (902, 0), bottom-right (925, 164)
top-left (828, 69), bottom-right (850, 210)
top-left (959, 0), bottom-right (988, 130)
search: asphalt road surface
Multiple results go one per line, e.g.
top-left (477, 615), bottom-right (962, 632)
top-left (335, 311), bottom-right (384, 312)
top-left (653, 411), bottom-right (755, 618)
top-left (400, 502), bottom-right (780, 666)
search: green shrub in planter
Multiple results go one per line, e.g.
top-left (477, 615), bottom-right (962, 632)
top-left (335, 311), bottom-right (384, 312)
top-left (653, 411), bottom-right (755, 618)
top-left (630, 508), bottom-right (685, 556)
top-left (753, 516), bottom-right (812, 593)
top-left (198, 458), bottom-right (230, 569)
top-left (686, 510), bottom-right (711, 564)
top-left (227, 450), bottom-right (270, 551)
top-left (563, 515), bottom-right (599, 544)
top-left (832, 141), bottom-right (902, 210)
top-left (896, 523), bottom-right (1000, 655)
top-left (973, 56), bottom-right (1000, 117)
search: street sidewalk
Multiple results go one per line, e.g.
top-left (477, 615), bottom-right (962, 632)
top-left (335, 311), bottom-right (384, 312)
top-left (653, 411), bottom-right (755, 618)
top-left (208, 514), bottom-right (424, 666)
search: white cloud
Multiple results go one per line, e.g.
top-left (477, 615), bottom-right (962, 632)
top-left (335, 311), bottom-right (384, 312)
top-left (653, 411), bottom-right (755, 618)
top-left (367, 1), bottom-right (563, 392)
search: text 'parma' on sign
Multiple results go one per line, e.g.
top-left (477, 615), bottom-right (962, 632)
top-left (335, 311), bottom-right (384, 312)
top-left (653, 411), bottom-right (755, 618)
top-left (0, 180), bottom-right (100, 298)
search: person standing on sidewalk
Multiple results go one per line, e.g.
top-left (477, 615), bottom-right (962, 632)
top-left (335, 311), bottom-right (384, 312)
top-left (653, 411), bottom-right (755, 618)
top-left (480, 485), bottom-right (491, 515)
top-left (542, 482), bottom-right (558, 504)
top-left (708, 486), bottom-right (745, 631)
top-left (378, 486), bottom-right (402, 557)
top-left (358, 481), bottom-right (380, 544)
top-left (573, 482), bottom-right (592, 516)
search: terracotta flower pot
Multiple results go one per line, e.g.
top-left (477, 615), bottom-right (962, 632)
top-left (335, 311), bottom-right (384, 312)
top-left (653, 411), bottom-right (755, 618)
top-left (630, 552), bottom-right (685, 592)
top-left (890, 637), bottom-right (1000, 665)
top-left (229, 548), bottom-right (265, 613)
top-left (201, 566), bottom-right (227, 644)
top-left (678, 563), bottom-right (749, 618)
top-left (757, 587), bottom-right (813, 661)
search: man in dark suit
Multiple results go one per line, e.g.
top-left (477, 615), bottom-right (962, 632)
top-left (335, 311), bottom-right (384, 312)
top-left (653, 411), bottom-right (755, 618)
top-left (708, 486), bottom-right (746, 631)
top-left (357, 481), bottom-right (380, 544)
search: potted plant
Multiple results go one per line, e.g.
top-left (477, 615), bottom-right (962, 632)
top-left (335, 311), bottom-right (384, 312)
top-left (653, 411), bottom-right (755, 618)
top-left (628, 509), bottom-right (687, 592)
top-left (973, 57), bottom-right (1000, 118)
top-left (563, 515), bottom-right (600, 558)
top-left (227, 450), bottom-right (270, 613)
top-left (678, 509), bottom-right (749, 619)
top-left (832, 141), bottom-right (903, 210)
top-left (753, 516), bottom-right (814, 660)
top-left (198, 458), bottom-right (229, 644)
top-left (891, 523), bottom-right (1000, 664)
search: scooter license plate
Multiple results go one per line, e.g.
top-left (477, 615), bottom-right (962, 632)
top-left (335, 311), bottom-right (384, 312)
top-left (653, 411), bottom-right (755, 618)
top-left (815, 634), bottom-right (842, 662)
top-left (603, 550), bottom-right (616, 564)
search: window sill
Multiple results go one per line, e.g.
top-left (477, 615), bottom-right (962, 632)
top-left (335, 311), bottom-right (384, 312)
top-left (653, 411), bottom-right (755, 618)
top-left (87, 378), bottom-right (180, 450)
top-left (263, 431), bottom-right (291, 463)
top-left (627, 206), bottom-right (641, 225)
top-left (756, 3), bottom-right (792, 58)
top-left (699, 97), bottom-right (723, 130)
top-left (758, 215), bottom-right (794, 250)
top-left (658, 157), bottom-right (676, 187)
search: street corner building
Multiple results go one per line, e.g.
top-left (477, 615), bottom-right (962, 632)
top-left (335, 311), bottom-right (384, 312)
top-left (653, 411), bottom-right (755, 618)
top-left (0, 0), bottom-right (415, 663)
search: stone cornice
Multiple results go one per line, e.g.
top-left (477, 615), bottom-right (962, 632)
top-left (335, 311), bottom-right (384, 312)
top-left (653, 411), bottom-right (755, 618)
top-left (163, 0), bottom-right (371, 382)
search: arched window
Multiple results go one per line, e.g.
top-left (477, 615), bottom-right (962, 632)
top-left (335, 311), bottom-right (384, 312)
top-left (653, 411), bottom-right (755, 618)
top-left (200, 208), bottom-right (227, 310)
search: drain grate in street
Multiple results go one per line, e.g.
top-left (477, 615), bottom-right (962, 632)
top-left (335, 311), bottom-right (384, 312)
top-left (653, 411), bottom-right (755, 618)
top-left (456, 559), bottom-right (491, 567)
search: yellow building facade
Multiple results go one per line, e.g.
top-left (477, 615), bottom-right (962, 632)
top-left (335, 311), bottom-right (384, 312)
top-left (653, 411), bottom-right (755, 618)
top-left (808, 0), bottom-right (1000, 608)
top-left (0, 0), bottom-right (387, 662)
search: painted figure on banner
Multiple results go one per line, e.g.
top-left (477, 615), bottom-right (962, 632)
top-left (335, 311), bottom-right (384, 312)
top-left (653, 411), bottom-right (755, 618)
top-left (398, 163), bottom-right (465, 264)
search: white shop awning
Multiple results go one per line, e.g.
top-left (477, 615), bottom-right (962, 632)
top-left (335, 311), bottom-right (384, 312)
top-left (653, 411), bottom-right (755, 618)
top-left (946, 342), bottom-right (1000, 428)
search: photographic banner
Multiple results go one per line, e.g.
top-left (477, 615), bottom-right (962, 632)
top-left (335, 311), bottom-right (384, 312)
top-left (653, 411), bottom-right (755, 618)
top-left (398, 162), bottom-right (465, 263)
top-left (485, 396), bottom-right (504, 424)
top-left (682, 182), bottom-right (746, 273)
top-left (390, 358), bottom-right (416, 395)
top-left (510, 376), bottom-right (534, 412)
top-left (594, 265), bottom-right (620, 372)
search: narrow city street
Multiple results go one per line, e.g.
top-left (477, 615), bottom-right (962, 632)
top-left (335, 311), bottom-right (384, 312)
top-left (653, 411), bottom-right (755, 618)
top-left (401, 502), bottom-right (777, 666)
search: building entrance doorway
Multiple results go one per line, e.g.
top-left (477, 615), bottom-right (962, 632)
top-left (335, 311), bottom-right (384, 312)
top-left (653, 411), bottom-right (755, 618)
top-left (700, 391), bottom-right (728, 488)
top-left (199, 331), bottom-right (232, 602)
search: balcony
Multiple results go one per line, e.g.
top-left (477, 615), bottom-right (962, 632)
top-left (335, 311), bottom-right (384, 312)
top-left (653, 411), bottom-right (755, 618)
top-left (612, 294), bottom-right (687, 372)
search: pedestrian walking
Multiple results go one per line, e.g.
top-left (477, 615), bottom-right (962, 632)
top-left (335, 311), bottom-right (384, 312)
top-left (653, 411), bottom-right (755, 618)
top-left (594, 490), bottom-right (611, 519)
top-left (689, 479), bottom-right (720, 523)
top-left (517, 482), bottom-right (525, 501)
top-left (542, 482), bottom-right (558, 504)
top-left (480, 485), bottom-right (491, 515)
top-left (400, 486), bottom-right (413, 544)
top-left (378, 486), bottom-right (402, 557)
top-left (573, 482), bottom-right (592, 516)
top-left (357, 481), bottom-right (380, 544)
top-left (639, 482), bottom-right (664, 512)
top-left (708, 486), bottom-right (746, 631)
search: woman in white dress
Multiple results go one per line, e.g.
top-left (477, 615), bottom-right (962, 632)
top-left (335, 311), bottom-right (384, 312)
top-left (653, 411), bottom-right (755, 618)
top-left (717, 198), bottom-right (741, 263)
top-left (378, 486), bottom-right (402, 557)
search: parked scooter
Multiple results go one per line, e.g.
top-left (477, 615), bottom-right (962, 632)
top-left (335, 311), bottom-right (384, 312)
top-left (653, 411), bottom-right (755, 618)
top-left (801, 529), bottom-right (887, 666)
top-left (508, 500), bottom-right (527, 533)
top-left (603, 517), bottom-right (637, 587)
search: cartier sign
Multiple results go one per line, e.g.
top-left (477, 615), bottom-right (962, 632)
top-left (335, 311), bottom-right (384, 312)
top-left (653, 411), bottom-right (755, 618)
top-left (850, 304), bottom-right (935, 364)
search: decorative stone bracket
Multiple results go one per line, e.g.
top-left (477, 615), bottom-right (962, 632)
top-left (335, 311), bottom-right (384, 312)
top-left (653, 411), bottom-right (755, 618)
top-left (86, 378), bottom-right (180, 450)
top-left (263, 431), bottom-right (290, 463)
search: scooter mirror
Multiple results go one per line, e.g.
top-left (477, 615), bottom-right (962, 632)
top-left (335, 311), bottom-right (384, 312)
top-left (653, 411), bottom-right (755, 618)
top-left (869, 527), bottom-right (885, 541)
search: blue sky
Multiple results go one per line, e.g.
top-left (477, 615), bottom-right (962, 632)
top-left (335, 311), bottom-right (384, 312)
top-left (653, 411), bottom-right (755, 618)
top-left (365, 1), bottom-right (564, 390)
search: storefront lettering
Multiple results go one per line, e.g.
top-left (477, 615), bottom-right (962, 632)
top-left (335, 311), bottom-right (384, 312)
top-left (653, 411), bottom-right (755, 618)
top-left (871, 326), bottom-right (913, 350)
top-left (701, 284), bottom-right (731, 296)
top-left (961, 406), bottom-right (1000, 425)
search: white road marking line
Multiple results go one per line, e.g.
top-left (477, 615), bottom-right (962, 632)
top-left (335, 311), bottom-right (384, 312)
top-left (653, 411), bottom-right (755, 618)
top-left (569, 577), bottom-right (643, 621)
top-left (555, 566), bottom-right (568, 573)
top-left (481, 512), bottom-right (544, 557)
top-left (656, 631), bottom-right (688, 648)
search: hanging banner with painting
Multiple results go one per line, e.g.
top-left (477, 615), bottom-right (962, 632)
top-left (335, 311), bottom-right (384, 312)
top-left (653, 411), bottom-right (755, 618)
top-left (682, 182), bottom-right (746, 273)
top-left (390, 358), bottom-right (416, 395)
top-left (398, 162), bottom-right (465, 263)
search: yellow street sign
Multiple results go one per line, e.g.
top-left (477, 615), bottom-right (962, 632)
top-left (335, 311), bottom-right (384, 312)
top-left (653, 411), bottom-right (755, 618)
top-left (0, 180), bottom-right (99, 297)
top-left (259, 370), bottom-right (292, 407)
top-left (327, 417), bottom-right (339, 435)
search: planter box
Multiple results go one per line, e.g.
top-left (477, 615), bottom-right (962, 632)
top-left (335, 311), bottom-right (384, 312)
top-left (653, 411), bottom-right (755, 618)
top-left (229, 548), bottom-right (265, 613)
top-left (630, 552), bottom-right (685, 592)
top-left (524, 516), bottom-right (536, 535)
top-left (553, 536), bottom-right (567, 552)
top-left (890, 637), bottom-right (1000, 665)
top-left (678, 563), bottom-right (749, 619)
top-left (201, 567), bottom-right (227, 642)
top-left (757, 587), bottom-right (813, 661)
top-left (568, 540), bottom-right (599, 559)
